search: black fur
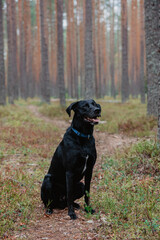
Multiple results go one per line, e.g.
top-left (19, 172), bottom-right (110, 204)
top-left (41, 99), bottom-right (101, 219)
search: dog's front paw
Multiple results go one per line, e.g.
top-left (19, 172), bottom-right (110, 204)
top-left (68, 211), bottom-right (77, 220)
top-left (84, 205), bottom-right (95, 214)
top-left (45, 208), bottom-right (53, 215)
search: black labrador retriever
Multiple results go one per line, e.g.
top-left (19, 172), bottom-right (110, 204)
top-left (41, 99), bottom-right (101, 219)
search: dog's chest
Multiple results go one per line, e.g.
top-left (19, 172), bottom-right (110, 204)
top-left (82, 155), bottom-right (89, 174)
top-left (75, 139), bottom-right (96, 176)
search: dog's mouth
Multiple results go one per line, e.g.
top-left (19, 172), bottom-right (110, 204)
top-left (84, 115), bottom-right (101, 125)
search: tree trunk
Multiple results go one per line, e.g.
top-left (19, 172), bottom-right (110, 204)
top-left (66, 0), bottom-right (73, 98)
top-left (39, 0), bottom-right (50, 103)
top-left (110, 4), bottom-right (116, 99)
top-left (18, 0), bottom-right (27, 99)
top-left (56, 0), bottom-right (66, 106)
top-left (24, 0), bottom-right (34, 98)
top-left (79, 0), bottom-right (85, 98)
top-left (128, 0), bottom-right (140, 98)
top-left (75, 2), bottom-right (79, 99)
top-left (155, 4), bottom-right (160, 140)
top-left (140, 0), bottom-right (145, 103)
top-left (35, 0), bottom-right (42, 86)
top-left (6, 0), bottom-right (14, 104)
top-left (144, 0), bottom-right (159, 116)
top-left (158, 80), bottom-right (160, 141)
top-left (121, 0), bottom-right (129, 103)
top-left (11, 0), bottom-right (19, 100)
top-left (84, 0), bottom-right (94, 99)
top-left (0, 0), bottom-right (6, 105)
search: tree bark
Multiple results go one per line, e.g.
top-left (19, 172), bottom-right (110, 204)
top-left (121, 0), bottom-right (129, 102)
top-left (18, 0), bottom-right (27, 99)
top-left (56, 0), bottom-right (66, 106)
top-left (128, 0), bottom-right (138, 97)
top-left (24, 0), bottom-right (34, 98)
top-left (110, 4), bottom-right (116, 99)
top-left (40, 0), bottom-right (50, 103)
top-left (158, 80), bottom-right (160, 141)
top-left (84, 0), bottom-right (94, 99)
top-left (140, 0), bottom-right (145, 103)
top-left (6, 0), bottom-right (14, 104)
top-left (144, 0), bottom-right (160, 116)
top-left (11, 0), bottom-right (19, 99)
top-left (0, 0), bottom-right (6, 105)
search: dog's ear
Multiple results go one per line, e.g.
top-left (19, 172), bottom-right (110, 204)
top-left (66, 102), bottom-right (79, 117)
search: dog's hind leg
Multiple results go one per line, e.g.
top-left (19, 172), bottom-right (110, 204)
top-left (73, 182), bottom-right (85, 200)
top-left (41, 174), bottom-right (54, 214)
top-left (73, 182), bottom-right (85, 209)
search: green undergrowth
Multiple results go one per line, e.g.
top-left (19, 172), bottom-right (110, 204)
top-left (0, 103), bottom-right (61, 238)
top-left (93, 140), bottom-right (160, 239)
top-left (0, 99), bottom-right (159, 238)
top-left (39, 103), bottom-right (68, 120)
top-left (0, 168), bottom-right (38, 235)
top-left (0, 104), bottom-right (55, 128)
top-left (36, 99), bottom-right (157, 137)
top-left (98, 101), bottom-right (157, 137)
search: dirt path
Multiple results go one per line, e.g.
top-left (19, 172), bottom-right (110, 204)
top-left (12, 105), bottom-right (137, 240)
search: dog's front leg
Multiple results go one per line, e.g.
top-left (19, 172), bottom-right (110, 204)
top-left (84, 167), bottom-right (95, 214)
top-left (66, 171), bottom-right (77, 220)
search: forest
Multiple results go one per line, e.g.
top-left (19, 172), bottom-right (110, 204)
top-left (0, 0), bottom-right (152, 104)
top-left (0, 0), bottom-right (160, 239)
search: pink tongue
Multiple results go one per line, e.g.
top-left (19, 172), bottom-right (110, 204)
top-left (93, 118), bottom-right (99, 122)
top-left (89, 118), bottom-right (99, 123)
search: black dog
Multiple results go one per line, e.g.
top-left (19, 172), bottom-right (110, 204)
top-left (41, 99), bottom-right (101, 219)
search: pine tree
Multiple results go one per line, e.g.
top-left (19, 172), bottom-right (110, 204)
top-left (56, 0), bottom-right (66, 106)
top-left (139, 0), bottom-right (145, 103)
top-left (39, 0), bottom-right (50, 103)
top-left (121, 0), bottom-right (129, 102)
top-left (0, 0), bottom-right (6, 105)
top-left (110, 3), bottom-right (116, 99)
top-left (6, 0), bottom-right (14, 104)
top-left (144, 0), bottom-right (159, 116)
top-left (84, 0), bottom-right (94, 99)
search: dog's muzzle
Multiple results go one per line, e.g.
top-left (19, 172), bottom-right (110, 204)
top-left (84, 108), bottom-right (101, 125)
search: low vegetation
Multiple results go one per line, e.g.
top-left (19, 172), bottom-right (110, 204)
top-left (0, 99), bottom-right (159, 239)
top-left (39, 99), bottom-right (157, 137)
top-left (98, 100), bottom-right (157, 137)
top-left (93, 140), bottom-right (160, 239)
top-left (0, 103), bottom-right (59, 237)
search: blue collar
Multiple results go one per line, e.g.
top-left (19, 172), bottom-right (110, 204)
top-left (72, 127), bottom-right (92, 139)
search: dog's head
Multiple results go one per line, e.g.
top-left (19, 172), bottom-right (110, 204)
top-left (66, 99), bottom-right (101, 125)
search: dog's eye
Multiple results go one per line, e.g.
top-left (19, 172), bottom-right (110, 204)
top-left (85, 103), bottom-right (89, 108)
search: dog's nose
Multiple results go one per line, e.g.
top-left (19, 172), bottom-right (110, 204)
top-left (94, 108), bottom-right (101, 115)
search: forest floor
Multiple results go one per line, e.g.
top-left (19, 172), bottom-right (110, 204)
top-left (1, 100), bottom-right (159, 240)
top-left (11, 105), bottom-right (137, 240)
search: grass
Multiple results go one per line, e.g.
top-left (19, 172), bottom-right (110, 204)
top-left (38, 99), bottom-right (157, 137)
top-left (93, 140), bottom-right (160, 239)
top-left (97, 100), bottom-right (157, 137)
top-left (39, 103), bottom-right (68, 120)
top-left (0, 103), bottom-right (60, 237)
top-left (0, 168), bottom-right (37, 234)
top-left (0, 98), bottom-right (159, 239)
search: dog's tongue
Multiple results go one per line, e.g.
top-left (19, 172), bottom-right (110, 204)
top-left (92, 118), bottom-right (99, 123)
top-left (87, 117), bottom-right (100, 123)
